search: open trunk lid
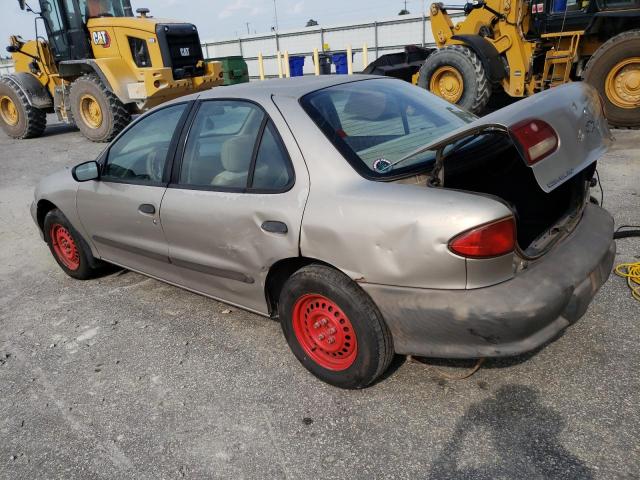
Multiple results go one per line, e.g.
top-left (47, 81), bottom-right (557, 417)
top-left (423, 82), bottom-right (613, 193)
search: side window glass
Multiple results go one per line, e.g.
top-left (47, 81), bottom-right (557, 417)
top-left (251, 122), bottom-right (293, 191)
top-left (180, 101), bottom-right (265, 188)
top-left (103, 103), bottom-right (187, 184)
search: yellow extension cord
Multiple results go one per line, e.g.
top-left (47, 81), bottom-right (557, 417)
top-left (614, 262), bottom-right (640, 302)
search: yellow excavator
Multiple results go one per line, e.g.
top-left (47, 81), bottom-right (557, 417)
top-left (0, 0), bottom-right (224, 141)
top-left (364, 0), bottom-right (640, 128)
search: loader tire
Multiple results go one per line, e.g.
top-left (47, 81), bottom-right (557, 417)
top-left (418, 45), bottom-right (491, 114)
top-left (69, 74), bottom-right (130, 142)
top-left (0, 77), bottom-right (47, 139)
top-left (583, 30), bottom-right (640, 129)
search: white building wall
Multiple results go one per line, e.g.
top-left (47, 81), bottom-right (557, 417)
top-left (202, 13), bottom-right (463, 79)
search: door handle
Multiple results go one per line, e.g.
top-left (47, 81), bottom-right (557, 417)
top-left (138, 203), bottom-right (156, 215)
top-left (261, 221), bottom-right (288, 234)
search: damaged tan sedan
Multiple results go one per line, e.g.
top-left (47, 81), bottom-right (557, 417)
top-left (32, 76), bottom-right (615, 388)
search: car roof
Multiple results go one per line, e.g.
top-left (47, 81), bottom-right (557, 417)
top-left (197, 74), bottom-right (386, 101)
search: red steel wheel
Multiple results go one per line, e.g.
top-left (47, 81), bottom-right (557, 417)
top-left (49, 223), bottom-right (80, 271)
top-left (292, 293), bottom-right (358, 371)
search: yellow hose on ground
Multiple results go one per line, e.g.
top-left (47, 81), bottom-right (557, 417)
top-left (614, 262), bottom-right (640, 301)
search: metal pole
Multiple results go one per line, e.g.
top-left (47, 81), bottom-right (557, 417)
top-left (362, 43), bottom-right (368, 69)
top-left (238, 38), bottom-right (243, 57)
top-left (422, 11), bottom-right (426, 47)
top-left (276, 51), bottom-right (283, 78)
top-left (258, 52), bottom-right (265, 80)
top-left (273, 0), bottom-right (279, 32)
top-left (313, 48), bottom-right (320, 75)
top-left (284, 50), bottom-right (290, 77)
top-left (347, 44), bottom-right (353, 75)
top-left (374, 22), bottom-right (379, 60)
top-left (320, 28), bottom-right (325, 51)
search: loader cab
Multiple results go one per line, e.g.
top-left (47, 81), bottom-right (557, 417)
top-left (530, 0), bottom-right (640, 34)
top-left (38, 0), bottom-right (133, 62)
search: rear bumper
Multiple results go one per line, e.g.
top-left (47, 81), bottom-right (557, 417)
top-left (361, 204), bottom-right (615, 358)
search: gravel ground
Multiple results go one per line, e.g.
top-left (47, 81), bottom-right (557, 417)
top-left (0, 117), bottom-right (638, 480)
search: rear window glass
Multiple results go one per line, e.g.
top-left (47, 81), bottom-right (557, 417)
top-left (300, 79), bottom-right (475, 178)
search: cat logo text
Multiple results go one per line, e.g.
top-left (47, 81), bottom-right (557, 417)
top-left (92, 31), bottom-right (111, 48)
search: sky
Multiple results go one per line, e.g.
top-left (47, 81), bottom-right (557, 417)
top-left (0, 0), bottom-right (434, 51)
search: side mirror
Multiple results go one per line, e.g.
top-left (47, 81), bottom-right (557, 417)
top-left (18, 0), bottom-right (26, 10)
top-left (72, 161), bottom-right (100, 182)
top-left (6, 46), bottom-right (19, 53)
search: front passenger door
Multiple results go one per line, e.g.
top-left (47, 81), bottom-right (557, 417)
top-left (77, 102), bottom-right (189, 278)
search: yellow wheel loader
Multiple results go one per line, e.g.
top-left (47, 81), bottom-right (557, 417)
top-left (0, 0), bottom-right (224, 142)
top-left (364, 0), bottom-right (640, 128)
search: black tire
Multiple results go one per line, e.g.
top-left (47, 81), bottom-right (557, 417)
top-left (69, 74), bottom-right (130, 142)
top-left (583, 30), bottom-right (640, 128)
top-left (418, 45), bottom-right (492, 114)
top-left (278, 265), bottom-right (394, 389)
top-left (0, 76), bottom-right (46, 139)
top-left (43, 208), bottom-right (104, 280)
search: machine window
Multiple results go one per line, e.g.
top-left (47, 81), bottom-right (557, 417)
top-left (80, 0), bottom-right (133, 20)
top-left (103, 103), bottom-right (187, 184)
top-left (179, 101), bottom-right (265, 188)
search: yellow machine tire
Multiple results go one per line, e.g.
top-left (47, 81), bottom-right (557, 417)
top-left (583, 30), bottom-right (640, 129)
top-left (69, 74), bottom-right (130, 143)
top-left (418, 45), bottom-right (491, 114)
top-left (0, 77), bottom-right (47, 139)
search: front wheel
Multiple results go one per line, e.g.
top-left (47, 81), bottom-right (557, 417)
top-left (43, 208), bottom-right (105, 280)
top-left (0, 77), bottom-right (46, 139)
top-left (418, 45), bottom-right (492, 114)
top-left (583, 30), bottom-right (640, 128)
top-left (278, 265), bottom-right (393, 389)
top-left (69, 74), bottom-right (130, 142)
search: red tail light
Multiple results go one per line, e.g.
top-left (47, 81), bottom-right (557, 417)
top-left (449, 217), bottom-right (516, 259)
top-left (510, 119), bottom-right (558, 165)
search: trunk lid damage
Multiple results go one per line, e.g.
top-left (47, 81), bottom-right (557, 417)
top-left (413, 82), bottom-right (612, 256)
top-left (423, 82), bottom-right (612, 193)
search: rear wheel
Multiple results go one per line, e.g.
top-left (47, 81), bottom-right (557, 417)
top-left (278, 265), bottom-right (393, 389)
top-left (43, 208), bottom-right (104, 280)
top-left (0, 77), bottom-right (46, 139)
top-left (419, 45), bottom-right (491, 114)
top-left (583, 30), bottom-right (640, 128)
top-left (69, 74), bottom-right (130, 142)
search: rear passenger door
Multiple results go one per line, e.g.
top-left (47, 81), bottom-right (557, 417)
top-left (159, 99), bottom-right (310, 314)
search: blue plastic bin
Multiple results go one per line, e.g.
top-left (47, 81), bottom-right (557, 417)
top-left (332, 52), bottom-right (349, 74)
top-left (289, 56), bottom-right (305, 77)
top-left (552, 0), bottom-right (567, 12)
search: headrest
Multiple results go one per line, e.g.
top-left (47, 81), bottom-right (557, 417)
top-left (221, 135), bottom-right (255, 173)
top-left (343, 90), bottom-right (390, 121)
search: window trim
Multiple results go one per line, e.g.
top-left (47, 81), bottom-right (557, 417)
top-left (168, 97), bottom-right (296, 194)
top-left (99, 101), bottom-right (194, 187)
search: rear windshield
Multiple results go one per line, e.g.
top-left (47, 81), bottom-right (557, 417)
top-left (300, 79), bottom-right (476, 178)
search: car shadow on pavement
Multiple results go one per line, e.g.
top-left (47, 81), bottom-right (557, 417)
top-left (427, 384), bottom-right (594, 480)
top-left (40, 123), bottom-right (78, 138)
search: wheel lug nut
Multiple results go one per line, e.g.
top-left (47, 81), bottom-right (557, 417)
top-left (327, 337), bottom-right (335, 344)
top-left (313, 322), bottom-right (320, 329)
top-left (320, 318), bottom-right (328, 326)
top-left (318, 334), bottom-right (325, 341)
top-left (328, 327), bottom-right (336, 334)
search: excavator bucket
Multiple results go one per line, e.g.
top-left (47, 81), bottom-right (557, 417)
top-left (362, 45), bottom-right (434, 83)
